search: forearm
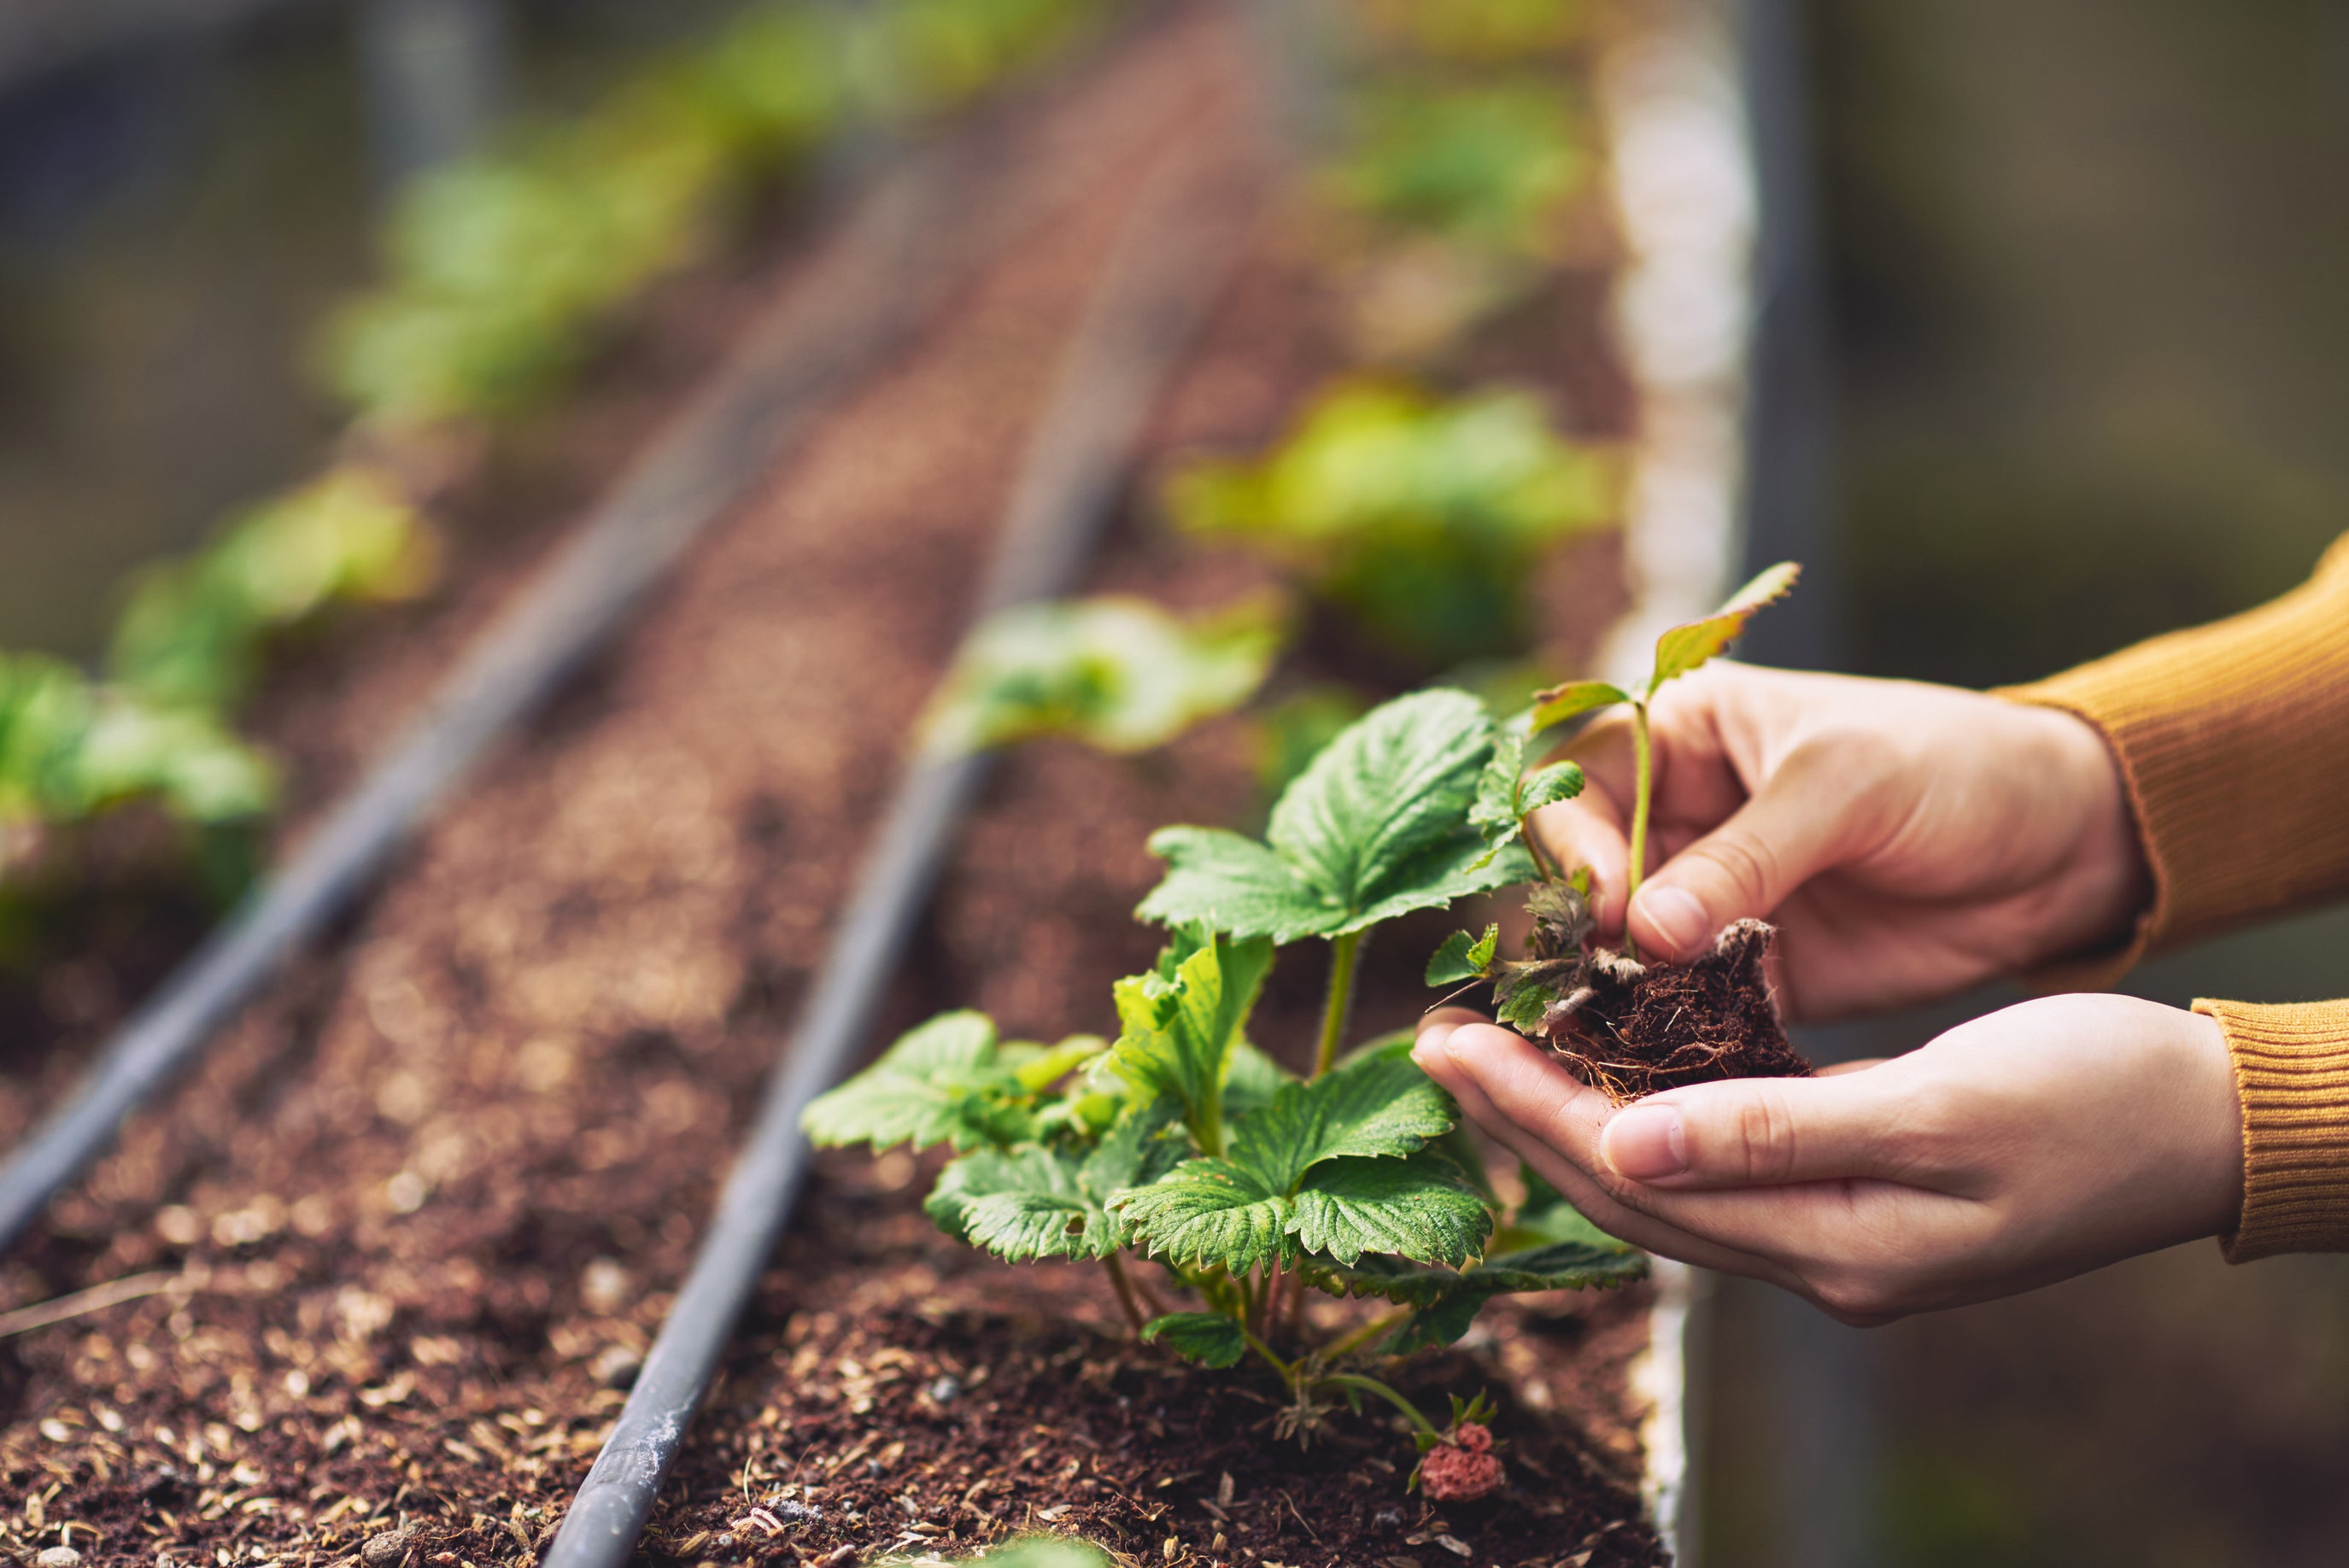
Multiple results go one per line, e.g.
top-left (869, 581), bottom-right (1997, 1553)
top-left (2001, 535), bottom-right (2349, 978)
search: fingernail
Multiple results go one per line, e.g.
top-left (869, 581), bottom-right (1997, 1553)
top-left (1603, 1104), bottom-right (1687, 1181)
top-left (1632, 883), bottom-right (1709, 956)
top-left (1413, 1021), bottom-right (1460, 1062)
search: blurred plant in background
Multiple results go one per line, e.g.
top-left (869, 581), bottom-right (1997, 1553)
top-left (326, 0), bottom-right (1098, 432)
top-left (0, 0), bottom-right (1109, 910)
top-left (108, 467), bottom-right (438, 711)
top-left (923, 594), bottom-right (1287, 758)
top-left (1347, 0), bottom-right (1590, 65)
top-left (1165, 379), bottom-right (1615, 669)
top-left (1321, 79), bottom-right (1588, 262)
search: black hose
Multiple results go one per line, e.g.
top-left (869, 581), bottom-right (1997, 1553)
top-left (0, 120), bottom-right (1068, 1257)
top-left (540, 149), bottom-right (1260, 1568)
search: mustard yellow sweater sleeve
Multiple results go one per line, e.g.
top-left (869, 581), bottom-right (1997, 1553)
top-left (2004, 535), bottom-right (2349, 1261)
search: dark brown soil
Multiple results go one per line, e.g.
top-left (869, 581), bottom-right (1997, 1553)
top-left (0, 11), bottom-right (1662, 1568)
top-left (1543, 921), bottom-right (1813, 1103)
top-left (636, 1153), bottom-right (1666, 1568)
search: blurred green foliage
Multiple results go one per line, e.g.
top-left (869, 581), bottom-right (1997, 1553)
top-left (1164, 378), bottom-right (1617, 667)
top-left (1322, 79), bottom-right (1589, 261)
top-left (1251, 683), bottom-right (1370, 804)
top-left (0, 655), bottom-right (272, 848)
top-left (0, 0), bottom-right (1109, 898)
top-left (923, 594), bottom-right (1286, 757)
top-left (325, 0), bottom-right (1100, 430)
top-left (1348, 0), bottom-right (1590, 64)
top-left (109, 466), bottom-right (437, 711)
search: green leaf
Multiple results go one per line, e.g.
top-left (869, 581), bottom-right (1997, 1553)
top-left (1500, 1164), bottom-right (1624, 1254)
top-left (1518, 760), bottom-right (1585, 814)
top-left (1467, 724), bottom-right (1527, 848)
top-left (1111, 1157), bottom-right (1292, 1273)
top-left (1526, 678), bottom-right (1629, 733)
top-left (800, 1010), bottom-right (1034, 1153)
top-left (1289, 1151), bottom-right (1491, 1268)
top-left (1141, 1311), bottom-right (1247, 1369)
top-left (1493, 968), bottom-right (1569, 1033)
top-left (925, 1145), bottom-right (1114, 1261)
top-left (1426, 924), bottom-right (1500, 986)
top-left (1646, 560), bottom-right (1800, 696)
top-left (1223, 1039), bottom-right (1296, 1120)
top-left (1322, 1229), bottom-right (1648, 1352)
top-left (1139, 690), bottom-right (1531, 942)
top-left (1227, 1050), bottom-right (1458, 1193)
top-left (1004, 1034), bottom-right (1104, 1092)
top-left (922, 594), bottom-right (1285, 758)
top-left (1118, 1050), bottom-right (1481, 1273)
top-left (924, 1106), bottom-right (1186, 1262)
top-left (1106, 926), bottom-right (1274, 1143)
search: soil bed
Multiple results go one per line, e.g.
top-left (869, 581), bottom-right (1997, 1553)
top-left (640, 1154), bottom-right (1665, 1568)
top-left (0, 9), bottom-right (1661, 1568)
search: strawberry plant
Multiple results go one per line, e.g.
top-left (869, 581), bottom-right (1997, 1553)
top-left (806, 689), bottom-right (1643, 1492)
top-left (1163, 378), bottom-right (1617, 667)
top-left (922, 594), bottom-right (1285, 757)
top-left (1427, 564), bottom-right (1813, 1091)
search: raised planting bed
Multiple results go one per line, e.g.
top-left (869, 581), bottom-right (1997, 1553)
top-left (0, 5), bottom-right (1686, 1567)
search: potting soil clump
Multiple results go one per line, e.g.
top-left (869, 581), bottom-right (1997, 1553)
top-left (1536, 916), bottom-right (1813, 1102)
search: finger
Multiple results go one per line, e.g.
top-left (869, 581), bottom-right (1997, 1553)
top-left (1415, 1006), bottom-right (1490, 1042)
top-left (1529, 796), bottom-right (1629, 934)
top-left (1626, 740), bottom-right (1899, 962)
top-left (1413, 1024), bottom-right (1810, 1285)
top-left (1598, 1068), bottom-right (1957, 1191)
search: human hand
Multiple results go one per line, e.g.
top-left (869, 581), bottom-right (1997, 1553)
top-left (1413, 994), bottom-right (2243, 1323)
top-left (1533, 662), bottom-right (2151, 1020)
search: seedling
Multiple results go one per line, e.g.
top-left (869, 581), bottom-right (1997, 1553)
top-left (1163, 378), bottom-right (1617, 667)
top-left (1426, 564), bottom-right (1809, 1088)
top-left (922, 594), bottom-right (1285, 758)
top-left (806, 690), bottom-right (1643, 1489)
top-left (1524, 561), bottom-right (1799, 947)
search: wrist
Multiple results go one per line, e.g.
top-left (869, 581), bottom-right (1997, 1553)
top-left (2024, 704), bottom-right (2154, 967)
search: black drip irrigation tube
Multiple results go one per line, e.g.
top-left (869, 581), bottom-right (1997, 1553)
top-left (540, 149), bottom-right (1262, 1568)
top-left (0, 79), bottom-right (1141, 1258)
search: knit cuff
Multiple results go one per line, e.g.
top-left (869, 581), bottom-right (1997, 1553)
top-left (2197, 998), bottom-right (2349, 1262)
top-left (2000, 536), bottom-right (2349, 984)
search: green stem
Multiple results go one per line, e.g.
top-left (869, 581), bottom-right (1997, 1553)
top-left (1313, 929), bottom-right (1365, 1079)
top-left (1626, 699), bottom-right (1653, 962)
top-left (1239, 1322), bottom-right (1294, 1382)
top-left (1520, 819), bottom-right (1557, 882)
top-left (1312, 1372), bottom-right (1440, 1439)
top-left (1318, 1308), bottom-right (1409, 1363)
top-left (1193, 1096), bottom-right (1225, 1161)
top-left (1102, 1253), bottom-right (1147, 1337)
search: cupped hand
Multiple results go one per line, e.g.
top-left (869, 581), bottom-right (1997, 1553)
top-left (1413, 996), bottom-right (2243, 1324)
top-left (1533, 662), bottom-right (2152, 1020)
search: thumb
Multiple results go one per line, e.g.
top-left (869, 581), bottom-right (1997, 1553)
top-left (1626, 742), bottom-right (1884, 961)
top-left (1597, 1070), bottom-right (1936, 1191)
